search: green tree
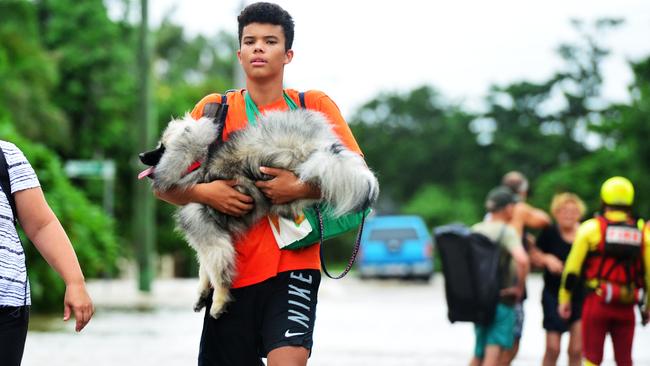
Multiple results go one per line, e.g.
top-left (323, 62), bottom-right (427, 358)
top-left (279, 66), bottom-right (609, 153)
top-left (350, 86), bottom-right (482, 209)
top-left (535, 57), bottom-right (650, 218)
top-left (481, 19), bottom-right (623, 182)
top-left (0, 0), bottom-right (68, 147)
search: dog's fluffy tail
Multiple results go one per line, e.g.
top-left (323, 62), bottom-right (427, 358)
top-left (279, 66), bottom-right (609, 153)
top-left (298, 145), bottom-right (379, 217)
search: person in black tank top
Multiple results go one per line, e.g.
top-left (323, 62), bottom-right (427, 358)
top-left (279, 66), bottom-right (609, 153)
top-left (534, 193), bottom-right (586, 366)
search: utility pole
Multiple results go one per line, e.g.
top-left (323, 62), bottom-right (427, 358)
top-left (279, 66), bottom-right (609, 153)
top-left (134, 0), bottom-right (156, 292)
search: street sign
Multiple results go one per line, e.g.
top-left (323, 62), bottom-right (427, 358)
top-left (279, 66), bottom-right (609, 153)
top-left (64, 159), bottom-right (116, 216)
top-left (64, 160), bottom-right (115, 179)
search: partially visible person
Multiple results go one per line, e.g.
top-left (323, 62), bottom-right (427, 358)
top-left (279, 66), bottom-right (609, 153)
top-left (559, 177), bottom-right (650, 366)
top-left (499, 171), bottom-right (551, 366)
top-left (502, 171), bottom-right (552, 238)
top-left (531, 193), bottom-right (586, 366)
top-left (0, 141), bottom-right (94, 366)
top-left (470, 187), bottom-right (530, 366)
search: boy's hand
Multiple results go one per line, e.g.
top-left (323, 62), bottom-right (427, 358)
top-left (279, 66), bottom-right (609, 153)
top-left (63, 283), bottom-right (94, 332)
top-left (558, 302), bottom-right (572, 320)
top-left (198, 180), bottom-right (254, 216)
top-left (255, 167), bottom-right (318, 204)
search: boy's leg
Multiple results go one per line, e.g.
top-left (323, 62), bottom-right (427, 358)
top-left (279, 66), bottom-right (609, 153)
top-left (267, 346), bottom-right (310, 366)
top-left (0, 306), bottom-right (29, 366)
top-left (261, 270), bottom-right (321, 364)
top-left (198, 286), bottom-right (264, 366)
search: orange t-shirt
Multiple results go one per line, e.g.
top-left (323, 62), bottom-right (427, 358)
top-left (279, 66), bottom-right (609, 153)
top-left (190, 89), bottom-right (363, 288)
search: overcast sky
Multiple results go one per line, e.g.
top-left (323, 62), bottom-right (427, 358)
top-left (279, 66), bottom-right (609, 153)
top-left (132, 0), bottom-right (650, 118)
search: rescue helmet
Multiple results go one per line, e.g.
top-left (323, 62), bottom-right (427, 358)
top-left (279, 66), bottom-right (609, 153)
top-left (600, 176), bottom-right (634, 206)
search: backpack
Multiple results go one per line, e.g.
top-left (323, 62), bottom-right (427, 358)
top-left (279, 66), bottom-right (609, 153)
top-left (434, 223), bottom-right (507, 326)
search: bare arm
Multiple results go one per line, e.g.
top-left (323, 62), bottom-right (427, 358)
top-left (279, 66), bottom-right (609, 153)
top-left (254, 166), bottom-right (321, 205)
top-left (529, 240), bottom-right (564, 274)
top-left (154, 180), bottom-right (254, 217)
top-left (15, 187), bottom-right (93, 332)
top-left (510, 202), bottom-right (551, 236)
top-left (510, 245), bottom-right (530, 299)
top-left (528, 242), bottom-right (547, 269)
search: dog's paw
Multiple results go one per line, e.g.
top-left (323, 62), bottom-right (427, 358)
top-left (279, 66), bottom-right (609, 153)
top-left (209, 302), bottom-right (226, 319)
top-left (193, 296), bottom-right (208, 312)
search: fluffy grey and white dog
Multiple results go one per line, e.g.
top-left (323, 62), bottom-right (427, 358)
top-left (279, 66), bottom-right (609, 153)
top-left (138, 109), bottom-right (379, 318)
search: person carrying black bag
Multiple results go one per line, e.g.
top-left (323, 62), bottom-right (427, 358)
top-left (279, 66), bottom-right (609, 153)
top-left (470, 187), bottom-right (530, 366)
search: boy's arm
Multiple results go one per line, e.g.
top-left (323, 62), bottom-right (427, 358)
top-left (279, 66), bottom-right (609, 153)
top-left (254, 92), bottom-right (360, 204)
top-left (15, 187), bottom-right (94, 332)
top-left (254, 167), bottom-right (320, 205)
top-left (155, 180), bottom-right (254, 217)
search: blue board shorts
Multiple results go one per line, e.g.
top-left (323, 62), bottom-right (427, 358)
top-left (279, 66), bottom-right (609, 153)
top-left (474, 303), bottom-right (516, 358)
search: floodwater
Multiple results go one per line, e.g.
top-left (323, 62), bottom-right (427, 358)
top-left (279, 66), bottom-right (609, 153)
top-left (21, 275), bottom-right (650, 366)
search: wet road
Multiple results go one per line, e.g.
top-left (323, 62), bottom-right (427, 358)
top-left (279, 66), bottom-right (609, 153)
top-left (21, 275), bottom-right (650, 365)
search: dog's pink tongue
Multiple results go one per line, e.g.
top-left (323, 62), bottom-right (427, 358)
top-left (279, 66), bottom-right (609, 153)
top-left (138, 166), bottom-right (155, 180)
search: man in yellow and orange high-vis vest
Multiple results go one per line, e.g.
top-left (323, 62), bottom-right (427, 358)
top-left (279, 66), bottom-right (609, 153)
top-left (559, 176), bottom-right (650, 365)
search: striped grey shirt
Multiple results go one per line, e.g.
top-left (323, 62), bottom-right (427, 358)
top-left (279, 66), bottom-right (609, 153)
top-left (0, 140), bottom-right (40, 307)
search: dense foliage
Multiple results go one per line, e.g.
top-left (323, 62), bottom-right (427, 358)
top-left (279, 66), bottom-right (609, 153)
top-left (1, 0), bottom-right (648, 306)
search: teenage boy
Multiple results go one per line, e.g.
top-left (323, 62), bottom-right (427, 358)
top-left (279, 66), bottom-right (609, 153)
top-left (154, 3), bottom-right (364, 366)
top-left (470, 186), bottom-right (530, 366)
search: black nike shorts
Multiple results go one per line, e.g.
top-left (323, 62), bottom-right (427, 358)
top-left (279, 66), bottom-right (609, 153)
top-left (198, 269), bottom-right (321, 366)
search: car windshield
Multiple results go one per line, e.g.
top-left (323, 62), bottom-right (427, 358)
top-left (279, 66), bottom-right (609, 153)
top-left (369, 228), bottom-right (419, 241)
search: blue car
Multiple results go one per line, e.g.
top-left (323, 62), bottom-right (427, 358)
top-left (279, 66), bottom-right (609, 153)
top-left (358, 215), bottom-right (434, 281)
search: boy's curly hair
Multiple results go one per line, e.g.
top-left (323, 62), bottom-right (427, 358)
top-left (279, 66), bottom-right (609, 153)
top-left (237, 2), bottom-right (295, 51)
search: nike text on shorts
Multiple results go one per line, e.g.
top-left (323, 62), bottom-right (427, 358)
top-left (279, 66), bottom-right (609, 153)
top-left (198, 269), bottom-right (321, 366)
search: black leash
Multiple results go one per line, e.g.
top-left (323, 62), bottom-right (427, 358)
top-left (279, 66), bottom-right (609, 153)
top-left (317, 205), bottom-right (367, 279)
top-left (297, 92), bottom-right (367, 279)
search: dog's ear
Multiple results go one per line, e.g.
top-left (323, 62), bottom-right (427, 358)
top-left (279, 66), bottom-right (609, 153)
top-left (139, 144), bottom-right (166, 166)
